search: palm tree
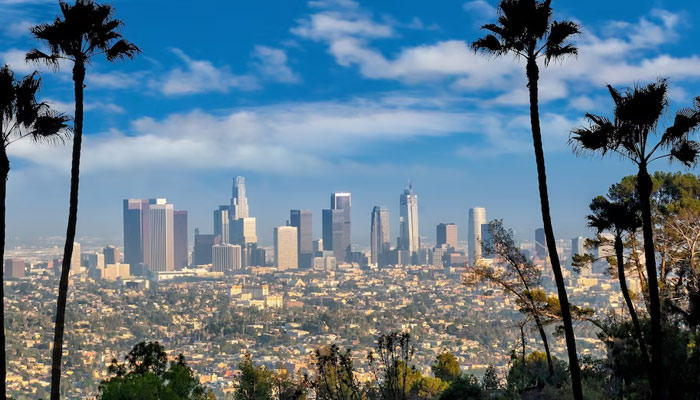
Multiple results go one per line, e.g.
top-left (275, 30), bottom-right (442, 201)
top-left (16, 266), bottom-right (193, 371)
top-left (471, 1), bottom-right (582, 397)
top-left (26, 1), bottom-right (139, 398)
top-left (586, 193), bottom-right (650, 371)
top-left (570, 79), bottom-right (700, 399)
top-left (0, 66), bottom-right (69, 400)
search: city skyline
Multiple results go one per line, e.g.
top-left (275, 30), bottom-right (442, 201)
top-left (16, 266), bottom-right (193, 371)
top-left (5, 1), bottom-right (700, 248)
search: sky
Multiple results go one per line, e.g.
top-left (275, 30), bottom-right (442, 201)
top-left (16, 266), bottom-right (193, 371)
top-left (2, 0), bottom-right (700, 250)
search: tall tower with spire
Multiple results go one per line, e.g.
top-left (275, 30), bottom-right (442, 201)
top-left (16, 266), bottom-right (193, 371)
top-left (231, 176), bottom-right (249, 220)
top-left (399, 182), bottom-right (419, 254)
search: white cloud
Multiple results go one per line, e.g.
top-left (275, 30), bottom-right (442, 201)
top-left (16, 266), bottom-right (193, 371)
top-left (5, 19), bottom-right (34, 37)
top-left (462, 1), bottom-right (496, 19)
top-left (150, 48), bottom-right (258, 96)
top-left (252, 46), bottom-right (299, 83)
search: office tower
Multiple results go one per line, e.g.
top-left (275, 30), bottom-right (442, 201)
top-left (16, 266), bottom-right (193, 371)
top-left (252, 247), bottom-right (266, 267)
top-left (437, 223), bottom-right (458, 249)
top-left (212, 244), bottom-right (242, 273)
top-left (290, 210), bottom-right (313, 268)
top-left (214, 205), bottom-right (230, 244)
top-left (399, 185), bottom-right (419, 254)
top-left (4, 259), bottom-right (25, 278)
top-left (149, 203), bottom-right (174, 272)
top-left (85, 252), bottom-right (105, 271)
top-left (231, 217), bottom-right (258, 245)
top-left (70, 242), bottom-right (81, 274)
top-left (331, 192), bottom-right (352, 261)
top-left (371, 206), bottom-right (391, 266)
top-left (535, 228), bottom-right (547, 259)
top-left (123, 199), bottom-right (146, 268)
top-left (571, 236), bottom-right (586, 259)
top-left (468, 207), bottom-right (486, 266)
top-left (313, 239), bottom-right (323, 253)
top-left (174, 210), bottom-right (188, 270)
top-left (322, 209), bottom-right (346, 262)
top-left (274, 226), bottom-right (298, 270)
top-left (430, 245), bottom-right (448, 268)
top-left (194, 230), bottom-right (219, 266)
top-left (231, 176), bottom-right (249, 220)
top-left (103, 245), bottom-right (120, 265)
top-left (481, 224), bottom-right (494, 258)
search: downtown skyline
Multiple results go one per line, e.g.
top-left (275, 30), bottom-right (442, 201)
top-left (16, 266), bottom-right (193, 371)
top-left (4, 0), bottom-right (700, 247)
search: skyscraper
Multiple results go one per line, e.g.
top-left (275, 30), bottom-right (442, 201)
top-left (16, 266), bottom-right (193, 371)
top-left (231, 217), bottom-right (258, 245)
top-left (4, 259), bottom-right (25, 278)
top-left (535, 228), bottom-right (547, 259)
top-left (571, 236), bottom-right (586, 259)
top-left (214, 205), bottom-right (230, 244)
top-left (371, 206), bottom-right (390, 266)
top-left (399, 185), bottom-right (419, 254)
top-left (468, 207), bottom-right (486, 266)
top-left (331, 192), bottom-right (351, 262)
top-left (274, 226), bottom-right (298, 270)
top-left (194, 229), bottom-right (219, 266)
top-left (322, 208), bottom-right (346, 262)
top-left (70, 242), bottom-right (81, 275)
top-left (231, 176), bottom-right (249, 220)
top-left (437, 223), bottom-right (457, 249)
top-left (290, 210), bottom-right (313, 268)
top-left (149, 203), bottom-right (174, 272)
top-left (123, 199), bottom-right (148, 268)
top-left (103, 245), bottom-right (121, 265)
top-left (174, 210), bottom-right (188, 270)
top-left (212, 244), bottom-right (241, 273)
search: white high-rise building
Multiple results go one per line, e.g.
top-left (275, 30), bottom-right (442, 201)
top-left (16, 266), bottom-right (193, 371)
top-left (232, 217), bottom-right (258, 245)
top-left (149, 202), bottom-right (174, 272)
top-left (231, 176), bottom-right (249, 220)
top-left (571, 236), bottom-right (586, 259)
top-left (70, 242), bottom-right (82, 275)
top-left (399, 185), bottom-right (419, 254)
top-left (274, 226), bottom-right (298, 270)
top-left (212, 244), bottom-right (242, 273)
top-left (468, 207), bottom-right (486, 266)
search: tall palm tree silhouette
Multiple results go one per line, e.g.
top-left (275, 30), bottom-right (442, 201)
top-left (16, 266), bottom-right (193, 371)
top-left (26, 1), bottom-right (139, 398)
top-left (0, 66), bottom-right (69, 400)
top-left (586, 192), bottom-right (650, 370)
top-left (571, 79), bottom-right (700, 399)
top-left (471, 1), bottom-right (582, 397)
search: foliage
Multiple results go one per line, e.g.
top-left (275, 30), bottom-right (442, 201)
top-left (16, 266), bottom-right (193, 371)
top-left (437, 375), bottom-right (483, 400)
top-left (235, 354), bottom-right (273, 400)
top-left (98, 341), bottom-right (211, 400)
top-left (431, 352), bottom-right (460, 383)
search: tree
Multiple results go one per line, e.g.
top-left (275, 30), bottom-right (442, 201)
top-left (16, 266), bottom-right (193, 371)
top-left (570, 79), bottom-right (700, 399)
top-left (471, 3), bottom-right (582, 397)
top-left (98, 341), bottom-right (210, 400)
top-left (585, 188), bottom-right (650, 371)
top-left (0, 65), bottom-right (68, 400)
top-left (27, 2), bottom-right (140, 398)
top-left (481, 365), bottom-right (500, 394)
top-left (235, 354), bottom-right (273, 400)
top-left (438, 375), bottom-right (483, 400)
top-left (505, 351), bottom-right (568, 398)
top-left (369, 332), bottom-right (416, 400)
top-left (275, 368), bottom-right (309, 400)
top-left (311, 345), bottom-right (363, 400)
top-left (464, 220), bottom-right (555, 378)
top-left (431, 351), bottom-right (461, 383)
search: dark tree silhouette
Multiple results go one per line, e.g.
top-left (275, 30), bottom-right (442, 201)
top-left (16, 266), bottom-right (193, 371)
top-left (570, 79), bottom-right (700, 399)
top-left (471, 2), bottom-right (582, 398)
top-left (26, 2), bottom-right (139, 398)
top-left (585, 191), bottom-right (650, 372)
top-left (0, 65), bottom-right (68, 400)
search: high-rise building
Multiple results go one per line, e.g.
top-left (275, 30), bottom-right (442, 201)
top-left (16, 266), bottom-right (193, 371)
top-left (70, 242), bottom-right (81, 275)
top-left (330, 192), bottom-right (351, 262)
top-left (290, 210), bottom-right (313, 268)
top-left (313, 239), bottom-right (323, 253)
top-left (371, 206), bottom-right (391, 266)
top-left (174, 210), bottom-right (188, 270)
top-left (571, 236), bottom-right (586, 259)
top-left (103, 245), bottom-right (121, 265)
top-left (231, 217), bottom-right (258, 245)
top-left (231, 176), bottom-right (249, 220)
top-left (437, 223), bottom-right (457, 249)
top-left (212, 244), bottom-right (242, 273)
top-left (123, 199), bottom-right (147, 268)
top-left (535, 228), bottom-right (547, 259)
top-left (214, 205), bottom-right (230, 244)
top-left (468, 207), bottom-right (486, 266)
top-left (194, 229), bottom-right (219, 266)
top-left (149, 203), bottom-right (174, 272)
top-left (322, 209), bottom-right (346, 262)
top-left (399, 185), bottom-right (419, 254)
top-left (274, 226), bottom-right (298, 270)
top-left (4, 259), bottom-right (25, 278)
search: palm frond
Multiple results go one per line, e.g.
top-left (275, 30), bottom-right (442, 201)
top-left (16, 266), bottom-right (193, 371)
top-left (544, 20), bottom-right (580, 65)
top-left (30, 111), bottom-right (72, 145)
top-left (661, 107), bottom-right (700, 146)
top-left (106, 39), bottom-right (141, 61)
top-left (669, 140), bottom-right (700, 167)
top-left (570, 114), bottom-right (614, 155)
top-left (471, 35), bottom-right (505, 55)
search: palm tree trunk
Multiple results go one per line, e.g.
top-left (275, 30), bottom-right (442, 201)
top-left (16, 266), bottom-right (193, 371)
top-left (614, 234), bottom-right (650, 369)
top-left (50, 60), bottom-right (85, 400)
top-left (0, 149), bottom-right (8, 400)
top-left (526, 56), bottom-right (582, 400)
top-left (533, 314), bottom-right (554, 378)
top-left (637, 165), bottom-right (664, 400)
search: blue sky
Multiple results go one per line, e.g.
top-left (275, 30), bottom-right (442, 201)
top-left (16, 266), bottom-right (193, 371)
top-left (2, 0), bottom-right (700, 249)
